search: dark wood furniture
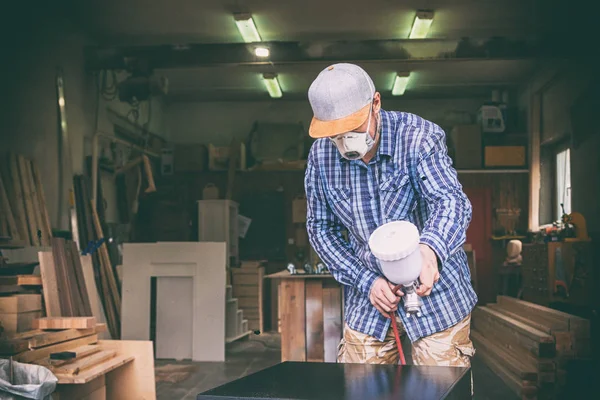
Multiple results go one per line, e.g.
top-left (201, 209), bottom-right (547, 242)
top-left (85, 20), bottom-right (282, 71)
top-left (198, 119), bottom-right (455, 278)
top-left (197, 362), bottom-right (471, 400)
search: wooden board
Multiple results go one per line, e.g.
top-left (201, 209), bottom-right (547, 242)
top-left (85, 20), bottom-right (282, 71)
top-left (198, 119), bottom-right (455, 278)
top-left (476, 345), bottom-right (537, 398)
top-left (33, 317), bottom-right (97, 330)
top-left (69, 241), bottom-right (93, 316)
top-left (29, 328), bottom-right (97, 349)
top-left (15, 334), bottom-right (99, 363)
top-left (473, 306), bottom-right (555, 357)
top-left (323, 284), bottom-right (343, 363)
top-left (17, 155), bottom-right (40, 246)
top-left (80, 255), bottom-right (110, 339)
top-left (0, 310), bottom-right (42, 334)
top-left (38, 251), bottom-right (61, 317)
top-left (53, 238), bottom-right (74, 316)
top-left (30, 162), bottom-right (52, 245)
top-left (280, 279), bottom-right (306, 362)
top-left (0, 294), bottom-right (41, 313)
top-left (232, 285), bottom-right (257, 297)
top-left (232, 274), bottom-right (258, 285)
top-left (22, 157), bottom-right (47, 246)
top-left (497, 295), bottom-right (589, 337)
top-left (0, 275), bottom-right (42, 286)
top-left (54, 350), bottom-right (117, 375)
top-left (1, 155), bottom-right (28, 242)
top-left (55, 354), bottom-right (133, 384)
top-left (53, 374), bottom-right (106, 400)
top-left (0, 173), bottom-right (19, 240)
top-left (35, 345), bottom-right (102, 368)
top-left (101, 340), bottom-right (156, 400)
top-left (305, 280), bottom-right (324, 362)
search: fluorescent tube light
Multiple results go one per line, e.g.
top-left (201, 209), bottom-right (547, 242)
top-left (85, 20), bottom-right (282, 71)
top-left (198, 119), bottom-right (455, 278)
top-left (409, 11), bottom-right (434, 39)
top-left (263, 73), bottom-right (282, 98)
top-left (234, 13), bottom-right (261, 43)
top-left (391, 73), bottom-right (411, 96)
top-left (255, 47), bottom-right (270, 57)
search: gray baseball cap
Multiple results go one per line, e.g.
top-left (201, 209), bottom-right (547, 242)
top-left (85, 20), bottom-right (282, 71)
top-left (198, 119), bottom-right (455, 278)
top-left (308, 63), bottom-right (376, 138)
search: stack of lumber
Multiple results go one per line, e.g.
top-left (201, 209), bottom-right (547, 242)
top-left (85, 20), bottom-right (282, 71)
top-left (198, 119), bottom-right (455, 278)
top-left (0, 153), bottom-right (52, 247)
top-left (472, 295), bottom-right (591, 399)
top-left (230, 260), bottom-right (265, 332)
top-left (0, 294), bottom-right (42, 335)
top-left (38, 238), bottom-right (92, 318)
top-left (73, 175), bottom-right (121, 340)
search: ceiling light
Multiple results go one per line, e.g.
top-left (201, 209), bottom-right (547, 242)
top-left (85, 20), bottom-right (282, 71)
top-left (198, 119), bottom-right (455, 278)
top-left (234, 13), bottom-right (261, 43)
top-left (263, 73), bottom-right (282, 98)
top-left (255, 47), bottom-right (270, 57)
top-left (409, 10), bottom-right (434, 39)
top-left (392, 73), bottom-right (411, 96)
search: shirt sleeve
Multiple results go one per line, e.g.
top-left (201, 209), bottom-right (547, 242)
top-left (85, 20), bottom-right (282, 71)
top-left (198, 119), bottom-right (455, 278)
top-left (415, 124), bottom-right (472, 269)
top-left (304, 150), bottom-right (380, 296)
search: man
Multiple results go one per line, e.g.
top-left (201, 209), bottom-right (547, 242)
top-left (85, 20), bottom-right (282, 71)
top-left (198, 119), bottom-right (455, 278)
top-left (304, 63), bottom-right (477, 367)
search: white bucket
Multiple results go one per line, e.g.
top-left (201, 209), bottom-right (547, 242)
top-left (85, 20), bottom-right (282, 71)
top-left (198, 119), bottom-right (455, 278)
top-left (368, 221), bottom-right (422, 286)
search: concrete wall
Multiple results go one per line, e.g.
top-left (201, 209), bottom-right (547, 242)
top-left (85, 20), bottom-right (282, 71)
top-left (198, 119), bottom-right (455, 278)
top-left (0, 6), bottom-right (167, 229)
top-left (167, 97), bottom-right (487, 145)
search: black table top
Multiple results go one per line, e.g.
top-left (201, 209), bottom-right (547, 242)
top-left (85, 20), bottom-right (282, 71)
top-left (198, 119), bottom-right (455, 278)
top-left (197, 362), bottom-right (471, 400)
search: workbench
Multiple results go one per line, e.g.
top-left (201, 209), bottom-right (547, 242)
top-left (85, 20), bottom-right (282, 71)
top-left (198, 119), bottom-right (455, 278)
top-left (266, 271), bottom-right (343, 362)
top-left (197, 362), bottom-right (471, 399)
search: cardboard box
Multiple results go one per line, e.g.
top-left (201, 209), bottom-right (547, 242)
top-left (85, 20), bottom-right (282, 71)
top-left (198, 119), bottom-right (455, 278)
top-left (450, 124), bottom-right (482, 169)
top-left (484, 146), bottom-right (526, 167)
top-left (174, 144), bottom-right (208, 172)
top-left (292, 197), bottom-right (307, 223)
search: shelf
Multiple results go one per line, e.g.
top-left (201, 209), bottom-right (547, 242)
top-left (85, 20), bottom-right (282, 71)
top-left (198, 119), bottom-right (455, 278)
top-left (491, 235), bottom-right (527, 241)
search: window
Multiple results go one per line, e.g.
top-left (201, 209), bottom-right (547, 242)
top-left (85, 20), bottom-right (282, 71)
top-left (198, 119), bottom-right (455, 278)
top-left (555, 148), bottom-right (571, 220)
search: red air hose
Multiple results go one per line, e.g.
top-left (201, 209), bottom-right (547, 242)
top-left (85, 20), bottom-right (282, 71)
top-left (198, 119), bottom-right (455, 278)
top-left (389, 284), bottom-right (406, 365)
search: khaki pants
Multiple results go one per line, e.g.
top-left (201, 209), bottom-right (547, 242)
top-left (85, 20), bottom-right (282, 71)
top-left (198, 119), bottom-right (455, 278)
top-left (337, 314), bottom-right (474, 366)
top-left (337, 314), bottom-right (475, 395)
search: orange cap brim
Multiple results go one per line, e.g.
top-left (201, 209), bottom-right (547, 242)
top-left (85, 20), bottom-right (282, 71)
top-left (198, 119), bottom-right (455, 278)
top-left (308, 103), bottom-right (371, 138)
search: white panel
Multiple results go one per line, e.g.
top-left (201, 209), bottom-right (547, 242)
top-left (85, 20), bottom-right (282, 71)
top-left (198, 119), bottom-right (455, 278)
top-left (121, 242), bottom-right (226, 361)
top-left (156, 277), bottom-right (193, 360)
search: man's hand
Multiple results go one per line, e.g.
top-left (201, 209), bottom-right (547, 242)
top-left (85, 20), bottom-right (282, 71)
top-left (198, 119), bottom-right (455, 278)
top-left (416, 244), bottom-right (440, 296)
top-left (369, 277), bottom-right (403, 318)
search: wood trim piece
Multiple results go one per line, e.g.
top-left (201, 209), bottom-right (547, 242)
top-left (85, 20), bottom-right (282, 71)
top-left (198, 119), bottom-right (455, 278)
top-left (305, 280), bottom-right (324, 362)
top-left (280, 279), bottom-right (306, 362)
top-left (15, 334), bottom-right (99, 363)
top-left (38, 251), bottom-right (61, 317)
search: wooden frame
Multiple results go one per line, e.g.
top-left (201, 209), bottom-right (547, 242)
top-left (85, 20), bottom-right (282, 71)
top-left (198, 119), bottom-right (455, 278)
top-left (121, 242), bottom-right (226, 361)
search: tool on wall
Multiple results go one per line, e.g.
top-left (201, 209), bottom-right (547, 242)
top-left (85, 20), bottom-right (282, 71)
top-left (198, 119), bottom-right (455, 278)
top-left (56, 68), bottom-right (80, 248)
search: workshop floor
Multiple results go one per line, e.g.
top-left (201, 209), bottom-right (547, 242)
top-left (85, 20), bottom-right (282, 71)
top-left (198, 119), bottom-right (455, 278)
top-left (155, 333), bottom-right (518, 400)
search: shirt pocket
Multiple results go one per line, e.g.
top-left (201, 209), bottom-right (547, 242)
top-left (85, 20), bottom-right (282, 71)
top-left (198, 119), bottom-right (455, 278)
top-left (379, 172), bottom-right (417, 221)
top-left (327, 187), bottom-right (354, 228)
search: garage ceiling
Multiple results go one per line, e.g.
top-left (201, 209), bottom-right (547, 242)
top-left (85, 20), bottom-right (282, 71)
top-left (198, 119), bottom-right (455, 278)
top-left (75, 0), bottom-right (543, 102)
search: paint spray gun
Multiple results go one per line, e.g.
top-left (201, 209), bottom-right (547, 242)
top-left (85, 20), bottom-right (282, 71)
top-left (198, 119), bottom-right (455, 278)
top-left (368, 221), bottom-right (423, 318)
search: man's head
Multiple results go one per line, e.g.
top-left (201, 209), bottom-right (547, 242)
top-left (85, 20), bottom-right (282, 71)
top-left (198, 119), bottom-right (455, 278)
top-left (308, 63), bottom-right (381, 160)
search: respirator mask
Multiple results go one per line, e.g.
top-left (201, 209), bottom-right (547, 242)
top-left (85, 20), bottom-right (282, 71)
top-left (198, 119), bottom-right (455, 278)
top-left (330, 103), bottom-right (376, 160)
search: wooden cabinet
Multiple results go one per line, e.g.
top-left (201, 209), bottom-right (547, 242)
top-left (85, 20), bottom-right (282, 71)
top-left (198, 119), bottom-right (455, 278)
top-left (521, 241), bottom-right (594, 307)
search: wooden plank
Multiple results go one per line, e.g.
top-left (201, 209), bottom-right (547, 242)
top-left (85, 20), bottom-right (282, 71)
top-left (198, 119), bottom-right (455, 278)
top-left (53, 374), bottom-right (106, 400)
top-left (323, 284), bottom-right (342, 363)
top-left (477, 346), bottom-right (538, 399)
top-left (29, 328), bottom-right (97, 349)
top-left (497, 295), bottom-right (589, 337)
top-left (35, 345), bottom-right (101, 368)
top-left (0, 173), bottom-right (19, 240)
top-left (305, 280), bottom-right (324, 362)
top-left (17, 155), bottom-right (40, 246)
top-left (7, 329), bottom-right (45, 340)
top-left (30, 162), bottom-right (52, 244)
top-left (23, 158), bottom-right (47, 246)
top-left (38, 251), bottom-right (62, 317)
top-left (1, 156), bottom-right (27, 242)
top-left (6, 154), bottom-right (31, 244)
top-left (53, 238), bottom-right (75, 316)
top-left (0, 310), bottom-right (42, 334)
top-left (15, 334), bottom-right (99, 363)
top-left (101, 340), bottom-right (156, 400)
top-left (280, 279), bottom-right (306, 362)
top-left (258, 266), bottom-right (264, 332)
top-left (53, 349), bottom-right (116, 375)
top-left (33, 317), bottom-right (96, 330)
top-left (0, 294), bottom-right (41, 313)
top-left (471, 331), bottom-right (538, 381)
top-left (237, 296), bottom-right (259, 309)
top-left (0, 275), bottom-right (42, 286)
top-left (69, 241), bottom-right (93, 316)
top-left (80, 255), bottom-right (110, 340)
top-left (55, 354), bottom-right (133, 384)
top-left (487, 303), bottom-right (554, 334)
top-left (474, 306), bottom-right (555, 357)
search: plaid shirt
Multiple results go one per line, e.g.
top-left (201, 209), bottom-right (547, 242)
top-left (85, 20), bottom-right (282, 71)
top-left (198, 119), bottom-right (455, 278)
top-left (305, 110), bottom-right (478, 342)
